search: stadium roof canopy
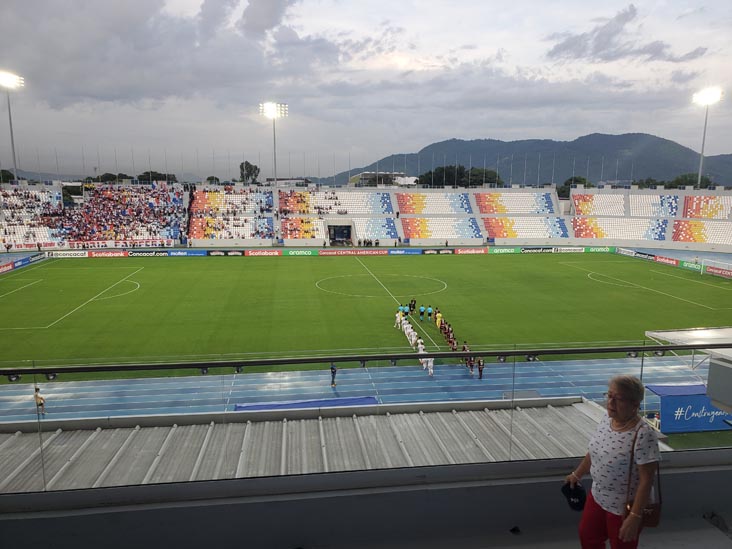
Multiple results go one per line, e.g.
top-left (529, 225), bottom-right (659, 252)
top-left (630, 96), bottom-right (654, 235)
top-left (646, 327), bottom-right (732, 360)
top-left (1, 397), bottom-right (665, 494)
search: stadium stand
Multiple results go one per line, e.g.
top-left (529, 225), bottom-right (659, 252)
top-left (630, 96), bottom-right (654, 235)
top-left (396, 192), bottom-right (472, 214)
top-left (311, 190), bottom-right (394, 215)
top-left (475, 192), bottom-right (555, 214)
top-left (484, 217), bottom-right (570, 239)
top-left (189, 187), bottom-right (275, 239)
top-left (572, 193), bottom-right (625, 216)
top-left (281, 216), bottom-right (326, 239)
top-left (572, 217), bottom-right (668, 240)
top-left (672, 220), bottom-right (732, 245)
top-left (682, 195), bottom-right (732, 219)
top-left (352, 217), bottom-right (399, 240)
top-left (629, 194), bottom-right (679, 217)
top-left (41, 183), bottom-right (185, 243)
top-left (278, 190), bottom-right (313, 215)
top-left (401, 217), bottom-right (482, 239)
top-left (1, 186), bottom-right (64, 248)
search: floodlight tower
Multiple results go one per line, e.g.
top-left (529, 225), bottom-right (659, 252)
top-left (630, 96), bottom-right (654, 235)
top-left (0, 71), bottom-right (25, 182)
top-left (692, 87), bottom-right (723, 189)
top-left (259, 102), bottom-right (288, 185)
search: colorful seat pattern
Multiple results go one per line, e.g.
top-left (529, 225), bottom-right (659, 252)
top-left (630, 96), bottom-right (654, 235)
top-left (682, 195), bottom-right (732, 219)
top-left (353, 218), bottom-right (399, 239)
top-left (396, 193), bottom-right (472, 214)
top-left (672, 220), bottom-right (732, 244)
top-left (483, 217), bottom-right (569, 239)
top-left (572, 217), bottom-right (667, 240)
top-left (629, 194), bottom-right (679, 217)
top-left (572, 194), bottom-right (625, 216)
top-left (475, 192), bottom-right (554, 214)
top-left (401, 217), bottom-right (482, 239)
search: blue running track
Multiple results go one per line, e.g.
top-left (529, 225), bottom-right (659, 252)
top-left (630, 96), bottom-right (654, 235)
top-left (0, 356), bottom-right (707, 422)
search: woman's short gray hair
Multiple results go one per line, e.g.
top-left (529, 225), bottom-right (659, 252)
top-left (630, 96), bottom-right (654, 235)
top-left (609, 375), bottom-right (645, 405)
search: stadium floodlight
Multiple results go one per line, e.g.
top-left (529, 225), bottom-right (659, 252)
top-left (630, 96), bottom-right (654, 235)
top-left (7, 374), bottom-right (21, 382)
top-left (259, 102), bottom-right (288, 185)
top-left (0, 71), bottom-right (24, 182)
top-left (200, 367), bottom-right (209, 375)
top-left (692, 86), bottom-right (723, 189)
top-left (45, 373), bottom-right (58, 381)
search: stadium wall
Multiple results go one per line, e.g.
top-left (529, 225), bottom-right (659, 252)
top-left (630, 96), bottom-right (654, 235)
top-left (191, 238), bottom-right (273, 247)
top-left (496, 238), bottom-right (732, 253)
top-left (1, 450), bottom-right (730, 549)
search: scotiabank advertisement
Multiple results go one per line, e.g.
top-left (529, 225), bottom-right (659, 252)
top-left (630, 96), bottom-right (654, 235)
top-left (454, 247), bottom-right (488, 255)
top-left (244, 249), bottom-right (282, 256)
top-left (88, 250), bottom-right (129, 258)
top-left (654, 255), bottom-right (679, 267)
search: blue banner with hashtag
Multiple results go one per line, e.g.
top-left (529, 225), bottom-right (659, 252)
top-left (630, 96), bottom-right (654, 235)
top-left (659, 394), bottom-right (732, 433)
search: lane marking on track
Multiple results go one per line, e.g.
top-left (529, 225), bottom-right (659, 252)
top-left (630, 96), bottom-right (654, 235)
top-left (355, 257), bottom-right (442, 350)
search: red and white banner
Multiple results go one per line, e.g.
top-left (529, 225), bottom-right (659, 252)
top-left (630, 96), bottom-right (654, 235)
top-left (706, 266), bottom-right (732, 279)
top-left (654, 255), bottom-right (679, 267)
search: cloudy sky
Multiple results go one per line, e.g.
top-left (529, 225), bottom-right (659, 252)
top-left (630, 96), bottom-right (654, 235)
top-left (0, 0), bottom-right (730, 180)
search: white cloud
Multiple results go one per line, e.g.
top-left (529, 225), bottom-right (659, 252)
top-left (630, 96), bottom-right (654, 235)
top-left (0, 0), bottom-right (730, 180)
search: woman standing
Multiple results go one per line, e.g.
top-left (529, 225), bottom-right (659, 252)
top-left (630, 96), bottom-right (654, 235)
top-left (565, 375), bottom-right (660, 548)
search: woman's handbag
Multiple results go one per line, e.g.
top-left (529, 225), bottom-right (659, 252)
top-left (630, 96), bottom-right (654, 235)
top-left (624, 423), bottom-right (662, 527)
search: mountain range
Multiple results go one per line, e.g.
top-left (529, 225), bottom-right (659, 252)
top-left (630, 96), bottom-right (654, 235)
top-left (5, 133), bottom-right (731, 187)
top-left (331, 133), bottom-right (732, 187)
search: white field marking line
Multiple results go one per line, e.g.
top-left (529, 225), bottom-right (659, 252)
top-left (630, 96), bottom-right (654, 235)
top-left (563, 263), bottom-right (715, 310)
top-left (559, 260), bottom-right (636, 265)
top-left (587, 273), bottom-right (635, 287)
top-left (315, 273), bottom-right (448, 298)
top-left (650, 269), bottom-right (732, 291)
top-left (0, 258), bottom-right (60, 280)
top-left (1, 345), bottom-right (419, 364)
top-left (0, 279), bottom-right (42, 298)
top-left (45, 267), bottom-right (145, 328)
top-left (94, 280), bottom-right (141, 301)
top-left (355, 257), bottom-right (441, 350)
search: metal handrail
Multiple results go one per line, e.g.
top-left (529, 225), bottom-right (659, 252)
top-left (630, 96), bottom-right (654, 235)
top-left (1, 342), bottom-right (728, 376)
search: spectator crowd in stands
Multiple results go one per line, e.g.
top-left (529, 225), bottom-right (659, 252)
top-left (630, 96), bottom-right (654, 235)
top-left (42, 184), bottom-right (185, 243)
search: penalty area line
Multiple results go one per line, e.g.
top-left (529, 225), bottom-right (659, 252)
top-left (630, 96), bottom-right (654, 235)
top-left (563, 263), bottom-right (715, 310)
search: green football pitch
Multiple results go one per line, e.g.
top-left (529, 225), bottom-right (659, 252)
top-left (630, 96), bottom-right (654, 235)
top-left (1, 253), bottom-right (731, 371)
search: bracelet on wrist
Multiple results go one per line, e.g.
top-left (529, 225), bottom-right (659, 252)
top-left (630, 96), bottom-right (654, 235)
top-left (628, 511), bottom-right (642, 519)
top-left (570, 471), bottom-right (580, 480)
